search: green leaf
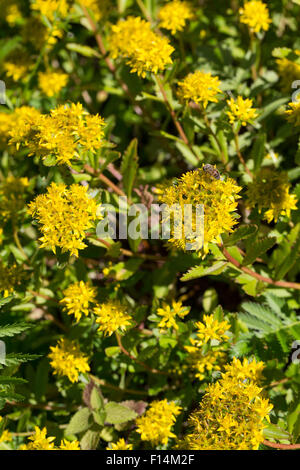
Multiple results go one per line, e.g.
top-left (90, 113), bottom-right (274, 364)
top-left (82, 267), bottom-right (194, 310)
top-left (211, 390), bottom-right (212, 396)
top-left (66, 408), bottom-right (92, 435)
top-left (181, 261), bottom-right (228, 281)
top-left (104, 402), bottom-right (138, 425)
top-left (223, 225), bottom-right (258, 246)
top-left (90, 387), bottom-right (104, 411)
top-left (242, 237), bottom-right (277, 266)
top-left (175, 141), bottom-right (199, 166)
top-left (121, 138), bottom-right (139, 199)
top-left (0, 322), bottom-right (31, 338)
top-left (80, 430), bottom-right (100, 450)
top-left (263, 424), bottom-right (291, 441)
top-left (66, 43), bottom-right (100, 58)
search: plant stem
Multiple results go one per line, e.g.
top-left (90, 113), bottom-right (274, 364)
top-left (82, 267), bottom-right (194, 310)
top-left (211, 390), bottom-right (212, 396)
top-left (233, 131), bottom-right (253, 178)
top-left (89, 374), bottom-right (148, 396)
top-left (155, 75), bottom-right (199, 159)
top-left (263, 440), bottom-right (300, 450)
top-left (220, 245), bottom-right (300, 290)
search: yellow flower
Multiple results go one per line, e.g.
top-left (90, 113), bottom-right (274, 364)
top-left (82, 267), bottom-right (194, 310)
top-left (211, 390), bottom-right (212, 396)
top-left (246, 168), bottom-right (298, 223)
top-left (178, 71), bottom-right (221, 109)
top-left (193, 314), bottom-right (230, 346)
top-left (157, 166), bottom-right (242, 255)
top-left (106, 438), bottom-right (133, 450)
top-left (0, 175), bottom-right (29, 221)
top-left (0, 113), bottom-right (14, 149)
top-left (10, 102), bottom-right (105, 166)
top-left (158, 1), bottom-right (194, 35)
top-left (179, 358), bottom-right (272, 450)
top-left (0, 429), bottom-right (12, 444)
top-left (136, 400), bottom-right (181, 446)
top-left (239, 1), bottom-right (271, 33)
top-left (21, 427), bottom-right (55, 450)
top-left (109, 16), bottom-right (174, 78)
top-left (94, 300), bottom-right (132, 336)
top-left (59, 439), bottom-right (81, 450)
top-left (223, 357), bottom-right (265, 382)
top-left (157, 301), bottom-right (190, 330)
top-left (28, 182), bottom-right (100, 257)
top-left (49, 338), bottom-right (90, 383)
top-left (285, 100), bottom-right (300, 127)
top-left (61, 281), bottom-right (97, 322)
top-left (5, 2), bottom-right (22, 26)
top-left (227, 96), bottom-right (258, 126)
top-left (38, 70), bottom-right (68, 97)
top-left (31, 0), bottom-right (69, 20)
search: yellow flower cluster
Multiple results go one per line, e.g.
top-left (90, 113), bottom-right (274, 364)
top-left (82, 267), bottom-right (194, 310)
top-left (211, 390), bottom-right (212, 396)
top-left (10, 103), bottom-right (105, 166)
top-left (158, 1), bottom-right (194, 35)
top-left (94, 300), bottom-right (132, 336)
top-left (0, 113), bottom-right (13, 149)
top-left (2, 1), bottom-right (22, 26)
top-left (20, 426), bottom-right (80, 450)
top-left (157, 300), bottom-right (190, 330)
top-left (8, 106), bottom-right (41, 149)
top-left (178, 71), bottom-right (221, 109)
top-left (246, 168), bottom-right (298, 223)
top-left (239, 1), bottom-right (271, 33)
top-left (227, 96), bottom-right (258, 126)
top-left (136, 400), bottom-right (181, 446)
top-left (31, 0), bottom-right (69, 21)
top-left (109, 16), bottom-right (174, 78)
top-left (48, 338), bottom-right (90, 383)
top-left (157, 167), bottom-right (242, 254)
top-left (276, 54), bottom-right (300, 93)
top-left (38, 70), bottom-right (68, 97)
top-left (28, 182), bottom-right (100, 257)
top-left (61, 281), bottom-right (97, 322)
top-left (180, 358), bottom-right (272, 450)
top-left (285, 100), bottom-right (300, 127)
top-left (184, 348), bottom-right (226, 380)
top-left (106, 438), bottom-right (133, 450)
top-left (0, 175), bottom-right (29, 221)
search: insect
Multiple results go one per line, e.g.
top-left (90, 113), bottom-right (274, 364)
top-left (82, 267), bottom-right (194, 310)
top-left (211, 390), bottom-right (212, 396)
top-left (203, 164), bottom-right (221, 180)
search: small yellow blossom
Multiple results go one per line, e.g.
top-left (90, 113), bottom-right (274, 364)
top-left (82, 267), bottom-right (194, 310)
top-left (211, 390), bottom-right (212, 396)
top-left (9, 106), bottom-right (41, 150)
top-left (61, 281), bottom-right (97, 322)
top-left (246, 168), bottom-right (298, 223)
top-left (193, 314), bottom-right (230, 346)
top-left (157, 167), bottom-right (242, 255)
top-left (184, 346), bottom-right (226, 380)
top-left (94, 300), bottom-right (132, 336)
top-left (20, 427), bottom-right (55, 450)
top-left (49, 338), bottom-right (90, 383)
top-left (38, 70), bottom-right (68, 97)
top-left (136, 400), bottom-right (181, 446)
top-left (28, 182), bottom-right (100, 257)
top-left (178, 71), bottom-right (221, 109)
top-left (109, 16), bottom-right (174, 78)
top-left (239, 1), bottom-right (271, 34)
top-left (158, 1), bottom-right (194, 35)
top-left (59, 439), bottom-right (81, 450)
top-left (0, 429), bottom-right (12, 444)
top-left (157, 301), bottom-right (190, 330)
top-left (4, 49), bottom-right (33, 82)
top-left (227, 96), bottom-right (258, 126)
top-left (5, 2), bottom-right (22, 26)
top-left (106, 438), bottom-right (133, 450)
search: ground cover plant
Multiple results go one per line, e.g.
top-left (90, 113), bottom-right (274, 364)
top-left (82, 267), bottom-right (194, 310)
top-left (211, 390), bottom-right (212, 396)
top-left (0, 0), bottom-right (300, 451)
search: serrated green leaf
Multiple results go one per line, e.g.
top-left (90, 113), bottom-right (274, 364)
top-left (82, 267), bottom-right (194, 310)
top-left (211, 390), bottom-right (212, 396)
top-left (181, 261), bottom-right (228, 281)
top-left (66, 408), bottom-right (92, 435)
top-left (242, 237), bottom-right (277, 266)
top-left (223, 225), bottom-right (258, 246)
